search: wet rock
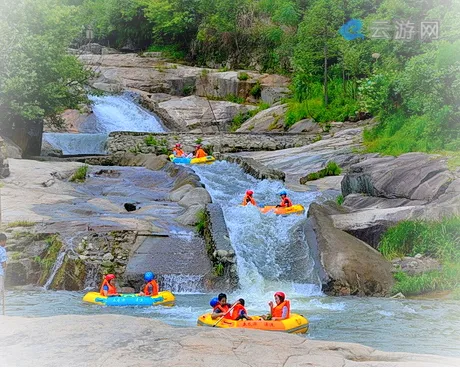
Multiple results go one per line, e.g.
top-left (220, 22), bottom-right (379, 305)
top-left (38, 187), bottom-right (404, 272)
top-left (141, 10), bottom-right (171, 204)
top-left (390, 292), bottom-right (406, 299)
top-left (102, 253), bottom-right (114, 261)
top-left (178, 187), bottom-right (211, 208)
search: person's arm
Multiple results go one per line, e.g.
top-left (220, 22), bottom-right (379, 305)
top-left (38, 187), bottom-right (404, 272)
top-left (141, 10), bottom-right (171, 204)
top-left (102, 285), bottom-right (108, 296)
top-left (211, 307), bottom-right (224, 319)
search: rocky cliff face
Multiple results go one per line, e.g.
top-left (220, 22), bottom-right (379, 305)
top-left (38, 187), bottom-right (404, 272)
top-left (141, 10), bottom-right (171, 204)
top-left (0, 137), bottom-right (10, 178)
top-left (336, 153), bottom-right (460, 247)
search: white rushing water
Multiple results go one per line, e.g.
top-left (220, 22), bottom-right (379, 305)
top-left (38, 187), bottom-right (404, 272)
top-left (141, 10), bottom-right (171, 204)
top-left (43, 93), bottom-right (165, 155)
top-left (192, 161), bottom-right (324, 303)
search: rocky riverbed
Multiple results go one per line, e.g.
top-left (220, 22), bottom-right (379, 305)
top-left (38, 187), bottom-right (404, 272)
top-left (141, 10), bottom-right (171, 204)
top-left (0, 314), bottom-right (459, 367)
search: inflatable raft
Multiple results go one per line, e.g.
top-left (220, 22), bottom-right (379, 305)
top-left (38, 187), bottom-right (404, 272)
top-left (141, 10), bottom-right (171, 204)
top-left (169, 154), bottom-right (215, 165)
top-left (260, 204), bottom-right (305, 216)
top-left (197, 313), bottom-right (309, 334)
top-left (82, 291), bottom-right (175, 307)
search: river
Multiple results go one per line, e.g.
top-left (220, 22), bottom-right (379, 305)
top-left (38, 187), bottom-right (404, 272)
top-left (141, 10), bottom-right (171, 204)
top-left (6, 94), bottom-right (460, 358)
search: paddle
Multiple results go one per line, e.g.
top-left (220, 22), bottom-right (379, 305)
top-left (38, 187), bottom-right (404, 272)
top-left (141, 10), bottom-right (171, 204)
top-left (212, 301), bottom-right (238, 327)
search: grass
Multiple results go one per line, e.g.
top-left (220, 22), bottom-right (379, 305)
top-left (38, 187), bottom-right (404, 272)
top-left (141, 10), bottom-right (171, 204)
top-left (250, 81), bottom-right (262, 97)
top-left (380, 217), bottom-right (460, 296)
top-left (379, 217), bottom-right (460, 262)
top-left (36, 235), bottom-right (64, 285)
top-left (303, 162), bottom-right (342, 182)
top-left (69, 165), bottom-right (89, 183)
top-left (196, 209), bottom-right (207, 235)
top-left (195, 138), bottom-right (203, 145)
top-left (237, 72), bottom-right (249, 81)
top-left (336, 194), bottom-right (344, 205)
top-left (5, 220), bottom-right (35, 228)
top-left (213, 262), bottom-right (224, 276)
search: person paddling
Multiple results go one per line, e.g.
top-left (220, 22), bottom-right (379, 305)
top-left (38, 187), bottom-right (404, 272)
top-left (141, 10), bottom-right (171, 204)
top-left (211, 293), bottom-right (233, 319)
top-left (138, 272), bottom-right (159, 296)
top-left (242, 190), bottom-right (256, 206)
top-left (99, 274), bottom-right (119, 297)
top-left (260, 291), bottom-right (290, 320)
top-left (194, 144), bottom-right (208, 158)
top-left (276, 190), bottom-right (293, 208)
top-left (232, 298), bottom-right (252, 320)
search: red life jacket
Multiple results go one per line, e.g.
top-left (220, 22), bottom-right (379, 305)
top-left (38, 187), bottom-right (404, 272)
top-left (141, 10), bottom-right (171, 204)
top-left (279, 197), bottom-right (293, 207)
top-left (99, 279), bottom-right (117, 296)
top-left (271, 300), bottom-right (290, 319)
top-left (143, 280), bottom-right (159, 296)
top-left (242, 195), bottom-right (256, 206)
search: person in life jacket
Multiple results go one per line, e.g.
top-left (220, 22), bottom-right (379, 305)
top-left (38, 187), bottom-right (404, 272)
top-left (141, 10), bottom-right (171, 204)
top-left (194, 144), bottom-right (208, 159)
top-left (231, 298), bottom-right (252, 320)
top-left (99, 274), bottom-right (119, 296)
top-left (211, 293), bottom-right (233, 319)
top-left (242, 190), bottom-right (257, 206)
top-left (173, 143), bottom-right (186, 157)
top-left (276, 190), bottom-right (293, 208)
top-left (138, 271), bottom-right (159, 296)
top-left (261, 291), bottom-right (290, 320)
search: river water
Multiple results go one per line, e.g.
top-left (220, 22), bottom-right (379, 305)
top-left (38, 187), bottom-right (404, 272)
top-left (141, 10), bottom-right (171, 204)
top-left (7, 95), bottom-right (460, 358)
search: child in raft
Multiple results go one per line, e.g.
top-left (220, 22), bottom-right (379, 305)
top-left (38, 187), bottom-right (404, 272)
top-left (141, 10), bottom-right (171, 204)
top-left (138, 272), bottom-right (159, 296)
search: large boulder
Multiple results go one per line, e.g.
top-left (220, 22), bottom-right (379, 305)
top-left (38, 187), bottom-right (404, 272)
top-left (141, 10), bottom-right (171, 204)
top-left (156, 95), bottom-right (256, 131)
top-left (237, 104), bottom-right (288, 132)
top-left (306, 202), bottom-right (394, 296)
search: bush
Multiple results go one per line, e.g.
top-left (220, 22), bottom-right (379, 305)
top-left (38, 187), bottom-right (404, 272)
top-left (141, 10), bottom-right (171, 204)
top-left (226, 94), bottom-right (245, 104)
top-left (70, 165), bottom-right (89, 183)
top-left (144, 135), bottom-right (158, 146)
top-left (303, 161), bottom-right (342, 182)
top-left (336, 194), bottom-right (344, 205)
top-left (250, 81), bottom-right (262, 97)
top-left (196, 209), bottom-right (207, 235)
top-left (237, 72), bottom-right (249, 81)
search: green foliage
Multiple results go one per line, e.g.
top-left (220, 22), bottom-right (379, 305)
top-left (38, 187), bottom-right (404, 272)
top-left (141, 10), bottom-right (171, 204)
top-left (213, 262), bottom-right (224, 276)
top-left (70, 165), bottom-right (89, 183)
top-left (391, 264), bottom-right (460, 296)
top-left (226, 95), bottom-right (245, 104)
top-left (37, 235), bottom-right (64, 284)
top-left (146, 44), bottom-right (186, 60)
top-left (250, 81), bottom-right (262, 97)
top-left (195, 138), bottom-right (203, 144)
top-left (5, 220), bottom-right (35, 229)
top-left (144, 135), bottom-right (158, 146)
top-left (304, 161), bottom-right (342, 181)
top-left (237, 72), bottom-right (249, 81)
top-left (336, 194), bottom-right (344, 205)
top-left (196, 209), bottom-right (207, 235)
top-left (230, 102), bottom-right (270, 131)
top-left (0, 0), bottom-right (91, 129)
top-left (380, 217), bottom-right (460, 263)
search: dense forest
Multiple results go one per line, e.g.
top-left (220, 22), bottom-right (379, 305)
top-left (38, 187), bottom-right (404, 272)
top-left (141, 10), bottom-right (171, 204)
top-left (1, 0), bottom-right (459, 156)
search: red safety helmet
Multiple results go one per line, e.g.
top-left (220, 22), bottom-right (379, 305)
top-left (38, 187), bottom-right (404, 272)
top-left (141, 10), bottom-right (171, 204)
top-left (105, 274), bottom-right (115, 281)
top-left (274, 291), bottom-right (285, 300)
top-left (246, 190), bottom-right (254, 196)
top-left (175, 143), bottom-right (182, 148)
top-left (196, 144), bottom-right (202, 149)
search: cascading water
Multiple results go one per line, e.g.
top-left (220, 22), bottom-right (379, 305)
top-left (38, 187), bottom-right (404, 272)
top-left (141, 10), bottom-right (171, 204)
top-left (43, 93), bottom-right (165, 155)
top-left (43, 249), bottom-right (67, 290)
top-left (192, 161), bottom-right (324, 300)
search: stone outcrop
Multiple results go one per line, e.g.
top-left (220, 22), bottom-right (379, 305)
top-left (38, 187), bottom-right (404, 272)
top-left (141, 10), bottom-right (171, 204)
top-left (154, 95), bottom-right (256, 132)
top-left (335, 153), bottom-right (460, 247)
top-left (305, 202), bottom-right (394, 296)
top-left (45, 108), bottom-right (96, 133)
top-left (202, 203), bottom-right (238, 290)
top-left (237, 104), bottom-right (288, 132)
top-left (222, 155), bottom-right (285, 181)
top-left (1, 314), bottom-right (459, 367)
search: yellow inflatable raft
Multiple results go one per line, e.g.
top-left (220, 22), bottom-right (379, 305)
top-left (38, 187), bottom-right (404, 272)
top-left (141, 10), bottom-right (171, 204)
top-left (169, 154), bottom-right (215, 165)
top-left (260, 204), bottom-right (305, 216)
top-left (82, 291), bottom-right (175, 307)
top-left (197, 313), bottom-right (309, 334)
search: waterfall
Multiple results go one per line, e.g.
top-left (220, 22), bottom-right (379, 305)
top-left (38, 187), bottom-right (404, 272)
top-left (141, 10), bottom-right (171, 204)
top-left (43, 93), bottom-right (165, 156)
top-left (192, 161), bottom-right (323, 299)
top-left (160, 275), bottom-right (205, 294)
top-left (43, 249), bottom-right (67, 290)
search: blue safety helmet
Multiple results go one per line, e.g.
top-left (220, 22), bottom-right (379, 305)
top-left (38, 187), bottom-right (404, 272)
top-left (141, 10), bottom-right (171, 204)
top-left (144, 272), bottom-right (154, 281)
top-left (210, 297), bottom-right (219, 308)
top-left (279, 190), bottom-right (287, 196)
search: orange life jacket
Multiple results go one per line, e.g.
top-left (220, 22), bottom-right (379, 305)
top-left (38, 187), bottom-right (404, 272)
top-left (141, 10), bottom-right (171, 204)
top-left (271, 300), bottom-right (290, 319)
top-left (195, 148), bottom-right (207, 158)
top-left (213, 303), bottom-right (231, 317)
top-left (99, 279), bottom-right (117, 296)
top-left (242, 195), bottom-right (256, 206)
top-left (279, 196), bottom-right (293, 207)
top-left (231, 304), bottom-right (248, 320)
top-left (143, 280), bottom-right (159, 296)
top-left (173, 148), bottom-right (185, 157)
